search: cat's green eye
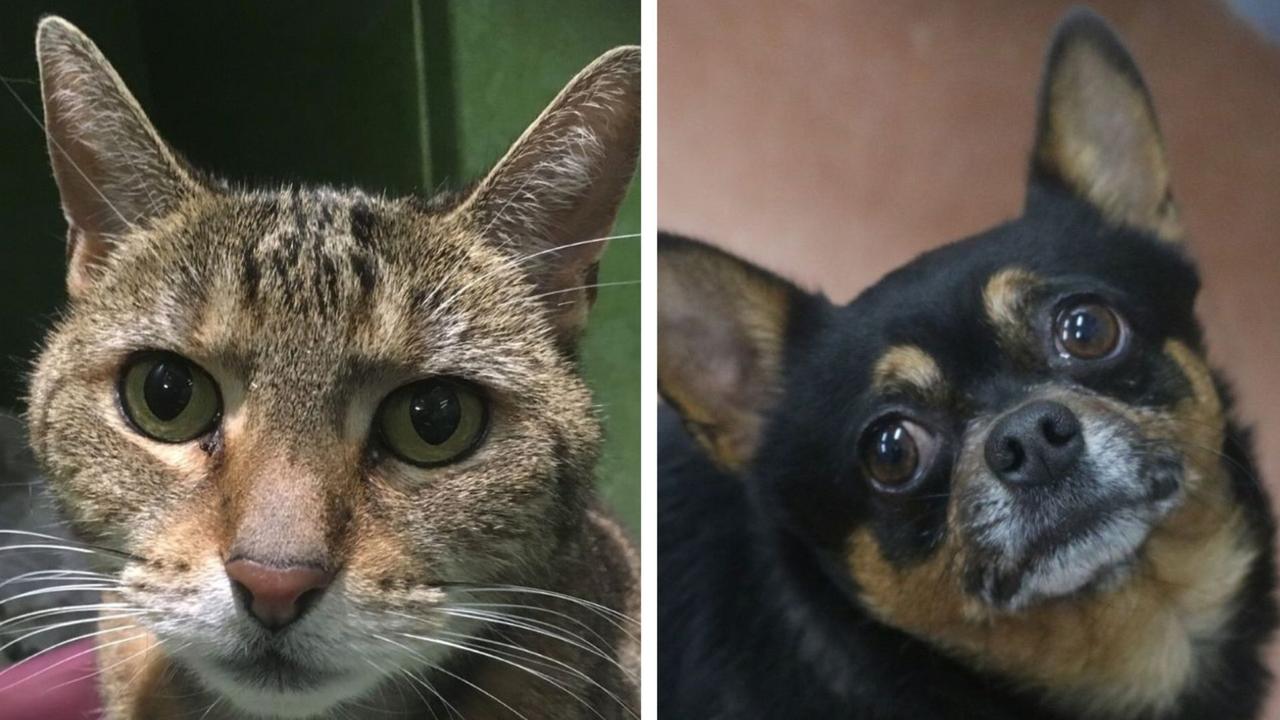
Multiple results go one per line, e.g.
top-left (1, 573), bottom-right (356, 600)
top-left (377, 378), bottom-right (488, 467)
top-left (120, 353), bottom-right (222, 443)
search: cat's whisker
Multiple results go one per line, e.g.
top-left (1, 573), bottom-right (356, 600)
top-left (395, 607), bottom-right (615, 673)
top-left (477, 171), bottom-right (539, 248)
top-left (194, 694), bottom-right (223, 720)
top-left (426, 231), bottom-right (640, 322)
top-left (382, 668), bottom-right (440, 720)
top-left (0, 602), bottom-right (148, 632)
top-left (0, 528), bottom-right (144, 561)
top-left (74, 636), bottom-right (187, 699)
top-left (445, 584), bottom-right (638, 628)
top-left (122, 639), bottom-right (194, 706)
top-left (0, 568), bottom-right (116, 590)
top-left (434, 629), bottom-right (638, 718)
top-left (0, 543), bottom-right (96, 559)
top-left (391, 664), bottom-right (465, 720)
top-left (427, 607), bottom-right (634, 679)
top-left (0, 582), bottom-right (117, 610)
top-left (376, 634), bottom-right (533, 720)
top-left (0, 611), bottom-right (146, 656)
top-left (0, 75), bottom-right (141, 234)
top-left (436, 629), bottom-right (580, 677)
top-left (509, 232), bottom-right (641, 266)
top-left (529, 279), bottom-right (640, 303)
top-left (362, 657), bottom-right (427, 718)
top-left (444, 601), bottom-right (614, 648)
top-left (399, 604), bottom-right (603, 651)
top-left (394, 631), bottom-right (608, 720)
top-left (0, 626), bottom-right (149, 693)
top-left (44, 636), bottom-right (181, 697)
top-left (0, 610), bottom-right (147, 643)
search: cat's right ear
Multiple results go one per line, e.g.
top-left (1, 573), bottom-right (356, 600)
top-left (454, 46), bottom-right (639, 351)
top-left (36, 17), bottom-right (201, 299)
top-left (658, 234), bottom-right (809, 472)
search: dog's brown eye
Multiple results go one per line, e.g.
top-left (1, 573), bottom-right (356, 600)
top-left (1055, 302), bottom-right (1123, 359)
top-left (861, 418), bottom-right (936, 489)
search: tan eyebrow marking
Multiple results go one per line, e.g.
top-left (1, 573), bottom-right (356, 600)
top-left (983, 267), bottom-right (1043, 358)
top-left (872, 345), bottom-right (946, 403)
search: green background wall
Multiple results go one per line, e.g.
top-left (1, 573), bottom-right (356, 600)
top-left (0, 1), bottom-right (639, 530)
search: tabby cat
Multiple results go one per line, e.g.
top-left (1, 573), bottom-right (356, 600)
top-left (20, 16), bottom-right (639, 719)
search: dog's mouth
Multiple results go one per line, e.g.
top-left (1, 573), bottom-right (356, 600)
top-left (961, 452), bottom-right (1184, 611)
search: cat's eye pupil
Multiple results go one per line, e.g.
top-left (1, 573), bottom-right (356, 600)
top-left (120, 353), bottom-right (220, 443)
top-left (143, 360), bottom-right (194, 421)
top-left (865, 422), bottom-right (919, 485)
top-left (377, 378), bottom-right (487, 467)
top-left (410, 384), bottom-right (462, 445)
top-left (1057, 302), bottom-right (1121, 359)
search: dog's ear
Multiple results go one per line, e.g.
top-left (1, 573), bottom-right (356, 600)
top-left (1028, 9), bottom-right (1181, 242)
top-left (658, 234), bottom-right (809, 472)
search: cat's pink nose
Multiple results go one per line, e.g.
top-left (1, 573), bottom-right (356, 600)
top-left (225, 559), bottom-right (335, 631)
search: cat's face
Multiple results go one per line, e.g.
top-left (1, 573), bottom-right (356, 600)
top-left (27, 18), bottom-right (637, 718)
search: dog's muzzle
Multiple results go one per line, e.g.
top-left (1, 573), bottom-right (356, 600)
top-left (957, 398), bottom-right (1183, 610)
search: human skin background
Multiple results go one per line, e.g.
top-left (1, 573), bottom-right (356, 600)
top-left (659, 0), bottom-right (1280, 713)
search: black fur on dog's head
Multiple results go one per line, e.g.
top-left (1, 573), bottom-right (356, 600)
top-left (659, 9), bottom-right (1274, 719)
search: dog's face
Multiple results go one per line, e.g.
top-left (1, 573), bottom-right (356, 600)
top-left (659, 10), bottom-right (1264, 716)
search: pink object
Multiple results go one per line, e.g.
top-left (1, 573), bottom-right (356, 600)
top-left (0, 640), bottom-right (102, 719)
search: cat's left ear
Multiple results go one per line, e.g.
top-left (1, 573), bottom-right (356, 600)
top-left (36, 17), bottom-right (203, 299)
top-left (1028, 9), bottom-right (1182, 242)
top-left (456, 46), bottom-right (640, 347)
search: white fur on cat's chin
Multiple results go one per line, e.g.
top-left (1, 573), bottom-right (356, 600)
top-left (135, 559), bottom-right (466, 718)
top-left (188, 663), bottom-right (386, 720)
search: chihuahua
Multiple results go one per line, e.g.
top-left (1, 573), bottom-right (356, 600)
top-left (658, 9), bottom-right (1276, 720)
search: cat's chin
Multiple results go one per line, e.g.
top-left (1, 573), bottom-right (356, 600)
top-left (184, 654), bottom-right (385, 719)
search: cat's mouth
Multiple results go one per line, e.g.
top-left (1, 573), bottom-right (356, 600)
top-left (213, 649), bottom-right (339, 690)
top-left (185, 645), bottom-right (385, 719)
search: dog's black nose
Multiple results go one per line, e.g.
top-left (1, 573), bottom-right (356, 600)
top-left (984, 400), bottom-right (1083, 487)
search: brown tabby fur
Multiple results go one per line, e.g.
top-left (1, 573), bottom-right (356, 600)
top-left (25, 16), bottom-right (638, 720)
